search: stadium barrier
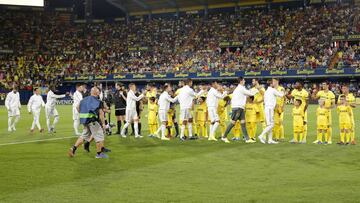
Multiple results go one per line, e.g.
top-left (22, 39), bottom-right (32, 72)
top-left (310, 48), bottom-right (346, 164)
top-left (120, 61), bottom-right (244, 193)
top-left (64, 67), bottom-right (360, 82)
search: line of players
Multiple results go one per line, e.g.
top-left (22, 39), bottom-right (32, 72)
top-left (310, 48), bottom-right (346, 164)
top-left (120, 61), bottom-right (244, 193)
top-left (6, 85), bottom-right (68, 134)
top-left (5, 78), bottom-right (356, 147)
top-left (111, 78), bottom-right (356, 145)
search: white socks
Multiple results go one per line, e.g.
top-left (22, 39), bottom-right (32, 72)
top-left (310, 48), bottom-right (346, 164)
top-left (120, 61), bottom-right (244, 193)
top-left (161, 124), bottom-right (166, 138)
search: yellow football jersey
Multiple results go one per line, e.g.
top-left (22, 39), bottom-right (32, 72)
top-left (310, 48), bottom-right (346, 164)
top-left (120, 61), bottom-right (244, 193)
top-left (146, 90), bottom-right (157, 103)
top-left (252, 87), bottom-right (265, 108)
top-left (148, 102), bottom-right (158, 124)
top-left (217, 99), bottom-right (228, 121)
top-left (196, 102), bottom-right (207, 122)
top-left (291, 89), bottom-right (309, 108)
top-left (245, 103), bottom-right (258, 123)
top-left (337, 105), bottom-right (352, 124)
top-left (316, 107), bottom-right (329, 126)
top-left (316, 90), bottom-right (335, 109)
top-left (292, 106), bottom-right (304, 127)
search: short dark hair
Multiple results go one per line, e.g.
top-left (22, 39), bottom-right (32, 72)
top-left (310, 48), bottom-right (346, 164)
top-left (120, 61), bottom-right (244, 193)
top-left (129, 83), bottom-right (135, 87)
top-left (34, 87), bottom-right (39, 91)
top-left (238, 77), bottom-right (244, 83)
top-left (150, 97), bottom-right (156, 102)
top-left (249, 96), bottom-right (254, 101)
top-left (272, 78), bottom-right (279, 81)
top-left (295, 99), bottom-right (302, 105)
top-left (185, 78), bottom-right (192, 85)
top-left (76, 83), bottom-right (83, 88)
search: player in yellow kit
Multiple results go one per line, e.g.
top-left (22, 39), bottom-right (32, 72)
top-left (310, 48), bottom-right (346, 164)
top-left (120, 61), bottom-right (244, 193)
top-left (338, 85), bottom-right (356, 144)
top-left (337, 96), bottom-right (352, 145)
top-left (273, 85), bottom-right (285, 141)
top-left (316, 99), bottom-right (330, 144)
top-left (217, 96), bottom-right (230, 137)
top-left (195, 96), bottom-right (208, 138)
top-left (291, 99), bottom-right (305, 143)
top-left (147, 97), bottom-right (158, 137)
top-left (167, 105), bottom-right (175, 138)
top-left (313, 82), bottom-right (335, 144)
top-left (251, 79), bottom-right (266, 130)
top-left (245, 96), bottom-right (258, 141)
top-left (288, 81), bottom-right (309, 143)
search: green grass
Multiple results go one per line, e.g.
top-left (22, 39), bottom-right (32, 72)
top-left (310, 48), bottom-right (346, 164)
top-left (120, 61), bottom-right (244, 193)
top-left (0, 104), bottom-right (360, 203)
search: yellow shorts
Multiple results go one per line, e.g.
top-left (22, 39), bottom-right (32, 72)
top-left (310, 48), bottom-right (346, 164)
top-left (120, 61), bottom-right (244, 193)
top-left (339, 123), bottom-right (351, 130)
top-left (317, 125), bottom-right (328, 130)
top-left (294, 125), bottom-right (304, 133)
top-left (256, 110), bottom-right (264, 122)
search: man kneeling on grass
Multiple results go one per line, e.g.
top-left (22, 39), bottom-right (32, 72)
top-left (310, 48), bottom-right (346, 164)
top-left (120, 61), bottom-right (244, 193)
top-left (68, 86), bottom-right (109, 159)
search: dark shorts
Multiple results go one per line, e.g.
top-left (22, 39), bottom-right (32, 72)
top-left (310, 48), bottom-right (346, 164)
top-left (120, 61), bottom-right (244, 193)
top-left (230, 108), bottom-right (245, 121)
top-left (115, 109), bottom-right (125, 116)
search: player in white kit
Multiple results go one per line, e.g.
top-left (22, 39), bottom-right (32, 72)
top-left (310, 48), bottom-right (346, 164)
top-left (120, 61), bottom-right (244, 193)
top-left (45, 86), bottom-right (66, 133)
top-left (258, 78), bottom-right (285, 144)
top-left (177, 79), bottom-right (205, 141)
top-left (120, 83), bottom-right (145, 138)
top-left (155, 84), bottom-right (178, 140)
top-left (5, 85), bottom-right (21, 132)
top-left (222, 77), bottom-right (258, 143)
top-left (206, 81), bottom-right (227, 141)
top-left (27, 87), bottom-right (45, 133)
top-left (72, 84), bottom-right (84, 136)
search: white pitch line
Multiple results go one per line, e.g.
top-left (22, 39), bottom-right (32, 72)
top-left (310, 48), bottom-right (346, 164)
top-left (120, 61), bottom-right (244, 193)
top-left (0, 136), bottom-right (77, 147)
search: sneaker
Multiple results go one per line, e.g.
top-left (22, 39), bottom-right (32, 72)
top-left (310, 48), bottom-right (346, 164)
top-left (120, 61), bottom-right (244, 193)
top-left (221, 137), bottom-right (230, 143)
top-left (300, 140), bottom-right (307, 144)
top-left (345, 142), bottom-right (350, 145)
top-left (258, 135), bottom-right (266, 144)
top-left (121, 134), bottom-right (127, 138)
top-left (102, 147), bottom-right (111, 153)
top-left (317, 141), bottom-right (322, 145)
top-left (12, 126), bottom-right (16, 131)
top-left (68, 148), bottom-right (75, 157)
top-left (8, 127), bottom-right (12, 132)
top-left (30, 129), bottom-right (34, 133)
top-left (148, 134), bottom-right (154, 138)
top-left (324, 141), bottom-right (328, 145)
top-left (337, 141), bottom-right (344, 145)
top-left (161, 137), bottom-right (170, 141)
top-left (208, 137), bottom-right (217, 141)
top-left (40, 129), bottom-right (44, 133)
top-left (313, 140), bottom-right (319, 144)
top-left (231, 137), bottom-right (241, 141)
top-left (328, 141), bottom-right (332, 145)
top-left (190, 136), bottom-right (198, 140)
top-left (290, 140), bottom-right (298, 144)
top-left (180, 136), bottom-right (186, 141)
top-left (135, 135), bottom-right (143, 139)
top-left (245, 139), bottom-right (256, 143)
top-left (268, 140), bottom-right (278, 144)
top-left (351, 140), bottom-right (357, 145)
top-left (95, 153), bottom-right (109, 159)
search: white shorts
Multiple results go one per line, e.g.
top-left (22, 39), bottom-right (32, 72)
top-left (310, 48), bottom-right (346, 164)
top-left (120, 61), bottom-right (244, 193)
top-left (208, 107), bottom-right (219, 123)
top-left (8, 108), bottom-right (20, 117)
top-left (180, 108), bottom-right (192, 121)
top-left (264, 106), bottom-right (275, 127)
top-left (125, 109), bottom-right (138, 122)
top-left (31, 109), bottom-right (41, 119)
top-left (46, 107), bottom-right (59, 118)
top-left (72, 107), bottom-right (79, 120)
top-left (158, 110), bottom-right (167, 122)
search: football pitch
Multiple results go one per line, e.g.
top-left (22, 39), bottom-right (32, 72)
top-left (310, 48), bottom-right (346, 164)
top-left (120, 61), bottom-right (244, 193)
top-left (0, 104), bottom-right (360, 202)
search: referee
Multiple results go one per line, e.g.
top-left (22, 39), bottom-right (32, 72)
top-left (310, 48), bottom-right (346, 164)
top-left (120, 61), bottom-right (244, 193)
top-left (114, 82), bottom-right (127, 134)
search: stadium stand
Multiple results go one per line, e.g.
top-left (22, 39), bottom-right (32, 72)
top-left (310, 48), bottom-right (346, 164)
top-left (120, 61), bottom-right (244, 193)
top-left (0, 3), bottom-right (359, 90)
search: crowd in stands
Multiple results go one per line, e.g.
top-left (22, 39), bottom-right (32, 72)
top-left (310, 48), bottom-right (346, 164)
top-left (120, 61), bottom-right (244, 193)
top-left (0, 4), bottom-right (359, 89)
